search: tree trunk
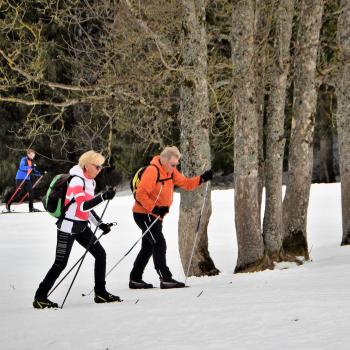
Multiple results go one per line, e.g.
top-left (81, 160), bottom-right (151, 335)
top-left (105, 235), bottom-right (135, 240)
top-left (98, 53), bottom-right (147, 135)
top-left (317, 85), bottom-right (335, 183)
top-left (232, 0), bottom-right (270, 273)
top-left (263, 0), bottom-right (294, 261)
top-left (282, 0), bottom-right (324, 259)
top-left (336, 0), bottom-right (350, 245)
top-left (178, 0), bottom-right (219, 277)
top-left (255, 0), bottom-right (273, 213)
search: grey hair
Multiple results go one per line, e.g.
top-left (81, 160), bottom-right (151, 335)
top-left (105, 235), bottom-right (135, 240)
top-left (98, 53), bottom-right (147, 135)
top-left (160, 146), bottom-right (181, 160)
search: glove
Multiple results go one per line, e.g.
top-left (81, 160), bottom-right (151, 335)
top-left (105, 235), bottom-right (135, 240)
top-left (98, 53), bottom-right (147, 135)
top-left (31, 163), bottom-right (37, 169)
top-left (200, 169), bottom-right (213, 183)
top-left (102, 188), bottom-right (116, 200)
top-left (99, 222), bottom-right (113, 235)
top-left (152, 206), bottom-right (169, 218)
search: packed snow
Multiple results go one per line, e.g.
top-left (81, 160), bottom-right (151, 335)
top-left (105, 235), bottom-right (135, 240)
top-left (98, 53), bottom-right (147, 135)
top-left (1, 183), bottom-right (349, 350)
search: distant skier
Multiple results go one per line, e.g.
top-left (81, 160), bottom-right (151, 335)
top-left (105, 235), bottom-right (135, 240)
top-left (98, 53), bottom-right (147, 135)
top-left (33, 150), bottom-right (120, 309)
top-left (6, 149), bottom-right (42, 212)
top-left (129, 146), bottom-right (213, 289)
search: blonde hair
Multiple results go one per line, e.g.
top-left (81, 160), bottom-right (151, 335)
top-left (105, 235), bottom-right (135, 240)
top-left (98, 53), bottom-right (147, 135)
top-left (27, 148), bottom-right (36, 154)
top-left (160, 146), bottom-right (181, 160)
top-left (78, 150), bottom-right (105, 168)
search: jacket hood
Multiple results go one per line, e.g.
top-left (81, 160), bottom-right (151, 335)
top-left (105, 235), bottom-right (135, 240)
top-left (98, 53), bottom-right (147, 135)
top-left (150, 156), bottom-right (166, 174)
top-left (150, 155), bottom-right (174, 177)
top-left (69, 164), bottom-right (84, 177)
top-left (150, 155), bottom-right (161, 166)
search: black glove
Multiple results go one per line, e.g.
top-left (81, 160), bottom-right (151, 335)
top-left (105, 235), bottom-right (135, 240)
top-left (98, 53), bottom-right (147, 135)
top-left (102, 188), bottom-right (116, 200)
top-left (200, 169), bottom-right (213, 183)
top-left (152, 206), bottom-right (169, 218)
top-left (31, 163), bottom-right (37, 169)
top-left (99, 222), bottom-right (113, 235)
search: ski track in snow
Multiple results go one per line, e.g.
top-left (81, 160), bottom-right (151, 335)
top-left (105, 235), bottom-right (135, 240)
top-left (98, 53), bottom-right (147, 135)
top-left (1, 183), bottom-right (349, 350)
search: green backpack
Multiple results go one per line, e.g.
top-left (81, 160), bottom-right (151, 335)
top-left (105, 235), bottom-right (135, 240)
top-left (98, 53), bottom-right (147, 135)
top-left (42, 174), bottom-right (85, 218)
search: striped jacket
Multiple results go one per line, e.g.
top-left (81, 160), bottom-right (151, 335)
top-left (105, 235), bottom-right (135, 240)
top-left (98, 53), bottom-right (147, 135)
top-left (57, 165), bottom-right (104, 234)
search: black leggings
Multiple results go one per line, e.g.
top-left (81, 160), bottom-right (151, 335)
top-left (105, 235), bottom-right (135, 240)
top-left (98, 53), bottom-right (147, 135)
top-left (130, 213), bottom-right (172, 281)
top-left (35, 225), bottom-right (106, 298)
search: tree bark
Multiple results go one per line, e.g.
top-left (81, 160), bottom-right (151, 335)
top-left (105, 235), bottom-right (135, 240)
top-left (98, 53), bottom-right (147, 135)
top-left (232, 0), bottom-right (270, 273)
top-left (263, 0), bottom-right (294, 261)
top-left (178, 0), bottom-right (219, 277)
top-left (282, 0), bottom-right (324, 259)
top-left (255, 0), bottom-right (273, 213)
top-left (316, 85), bottom-right (335, 183)
top-left (336, 0), bottom-right (350, 245)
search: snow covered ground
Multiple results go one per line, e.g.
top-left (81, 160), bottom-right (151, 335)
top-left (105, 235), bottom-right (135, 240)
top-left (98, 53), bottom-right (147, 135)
top-left (1, 183), bottom-right (349, 350)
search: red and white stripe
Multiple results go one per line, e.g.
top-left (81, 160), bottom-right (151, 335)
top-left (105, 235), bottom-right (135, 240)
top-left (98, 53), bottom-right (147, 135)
top-left (64, 176), bottom-right (95, 221)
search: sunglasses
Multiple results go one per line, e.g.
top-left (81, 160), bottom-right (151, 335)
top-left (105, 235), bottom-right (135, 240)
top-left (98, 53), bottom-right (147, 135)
top-left (170, 163), bottom-right (178, 168)
top-left (92, 164), bottom-right (103, 171)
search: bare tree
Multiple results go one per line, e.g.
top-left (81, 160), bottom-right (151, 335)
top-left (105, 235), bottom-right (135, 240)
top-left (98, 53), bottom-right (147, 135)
top-left (282, 0), bottom-right (324, 259)
top-left (263, 0), bottom-right (295, 261)
top-left (178, 0), bottom-right (219, 277)
top-left (232, 0), bottom-right (269, 273)
top-left (336, 0), bottom-right (350, 245)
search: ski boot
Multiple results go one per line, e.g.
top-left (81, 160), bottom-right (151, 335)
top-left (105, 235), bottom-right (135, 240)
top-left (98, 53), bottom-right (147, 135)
top-left (160, 277), bottom-right (186, 289)
top-left (33, 297), bottom-right (58, 309)
top-left (94, 289), bottom-right (122, 303)
top-left (29, 207), bottom-right (42, 213)
top-left (129, 280), bottom-right (153, 289)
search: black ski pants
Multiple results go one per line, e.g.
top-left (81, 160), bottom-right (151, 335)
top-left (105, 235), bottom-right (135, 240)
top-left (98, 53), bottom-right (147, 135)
top-left (10, 180), bottom-right (33, 210)
top-left (35, 225), bottom-right (106, 298)
top-left (130, 213), bottom-right (172, 281)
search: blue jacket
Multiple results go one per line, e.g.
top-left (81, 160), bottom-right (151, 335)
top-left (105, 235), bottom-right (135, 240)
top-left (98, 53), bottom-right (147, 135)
top-left (15, 156), bottom-right (41, 181)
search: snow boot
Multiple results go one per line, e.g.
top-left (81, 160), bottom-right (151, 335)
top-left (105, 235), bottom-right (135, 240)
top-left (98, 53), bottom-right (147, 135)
top-left (94, 289), bottom-right (122, 303)
top-left (29, 207), bottom-right (41, 213)
top-left (129, 279), bottom-right (154, 289)
top-left (33, 297), bottom-right (58, 309)
top-left (160, 278), bottom-right (186, 289)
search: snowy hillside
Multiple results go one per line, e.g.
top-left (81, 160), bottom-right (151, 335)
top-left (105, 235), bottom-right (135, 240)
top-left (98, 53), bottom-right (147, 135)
top-left (1, 184), bottom-right (350, 350)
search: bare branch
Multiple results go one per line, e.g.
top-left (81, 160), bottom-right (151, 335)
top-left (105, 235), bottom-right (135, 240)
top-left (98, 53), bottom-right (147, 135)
top-left (0, 48), bottom-right (102, 92)
top-left (0, 95), bottom-right (110, 107)
top-left (122, 0), bottom-right (173, 55)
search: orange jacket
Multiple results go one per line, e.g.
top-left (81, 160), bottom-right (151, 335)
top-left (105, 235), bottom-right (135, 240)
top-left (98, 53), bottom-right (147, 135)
top-left (133, 155), bottom-right (201, 216)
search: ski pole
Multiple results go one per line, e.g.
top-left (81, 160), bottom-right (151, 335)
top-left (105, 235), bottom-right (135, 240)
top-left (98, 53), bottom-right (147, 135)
top-left (60, 199), bottom-right (111, 308)
top-left (184, 181), bottom-right (210, 285)
top-left (5, 171), bottom-right (32, 209)
top-left (12, 172), bottom-right (46, 208)
top-left (82, 215), bottom-right (161, 297)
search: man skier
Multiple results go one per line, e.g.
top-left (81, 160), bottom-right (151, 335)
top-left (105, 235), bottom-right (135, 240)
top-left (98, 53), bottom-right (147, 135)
top-left (129, 146), bottom-right (213, 289)
top-left (6, 149), bottom-right (42, 212)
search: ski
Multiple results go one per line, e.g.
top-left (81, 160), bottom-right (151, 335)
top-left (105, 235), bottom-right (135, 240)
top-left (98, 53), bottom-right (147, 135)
top-left (1, 209), bottom-right (46, 214)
